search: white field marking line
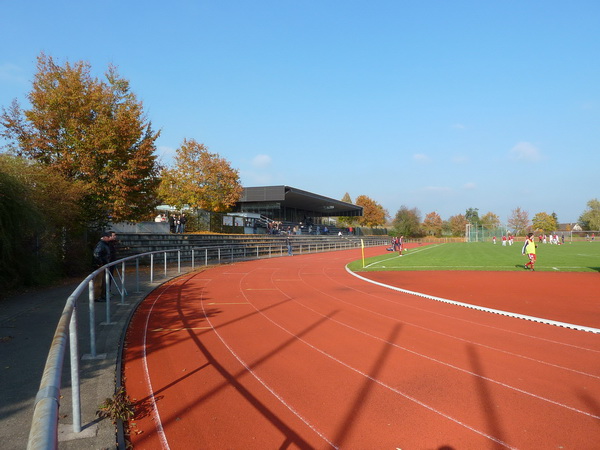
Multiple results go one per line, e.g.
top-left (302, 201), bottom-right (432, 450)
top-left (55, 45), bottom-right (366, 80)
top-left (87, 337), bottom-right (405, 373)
top-left (142, 281), bottom-right (177, 450)
top-left (199, 272), bottom-right (338, 449)
top-left (347, 267), bottom-right (600, 335)
top-left (286, 276), bottom-right (600, 419)
top-left (364, 244), bottom-right (442, 269)
top-left (332, 267), bottom-right (600, 354)
top-left (316, 269), bottom-right (600, 380)
top-left (250, 268), bottom-right (516, 449)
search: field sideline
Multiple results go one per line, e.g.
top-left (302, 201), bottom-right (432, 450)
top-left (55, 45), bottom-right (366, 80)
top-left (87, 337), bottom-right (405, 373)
top-left (349, 241), bottom-right (600, 272)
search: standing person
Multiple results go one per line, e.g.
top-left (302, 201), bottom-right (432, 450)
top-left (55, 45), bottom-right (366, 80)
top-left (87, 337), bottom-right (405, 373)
top-left (108, 231), bottom-right (119, 295)
top-left (286, 236), bottom-right (293, 256)
top-left (502, 235), bottom-right (507, 246)
top-left (398, 235), bottom-right (404, 255)
top-left (179, 213), bottom-right (187, 233)
top-left (169, 214), bottom-right (176, 233)
top-left (522, 232), bottom-right (537, 271)
top-left (493, 236), bottom-right (497, 244)
top-left (93, 231), bottom-right (112, 301)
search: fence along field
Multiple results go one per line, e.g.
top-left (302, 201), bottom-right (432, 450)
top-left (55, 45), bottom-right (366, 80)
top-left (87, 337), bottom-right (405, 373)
top-left (349, 241), bottom-right (600, 272)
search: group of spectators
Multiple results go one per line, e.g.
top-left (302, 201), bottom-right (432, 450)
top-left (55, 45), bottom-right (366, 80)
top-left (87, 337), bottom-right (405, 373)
top-left (268, 221), bottom-right (335, 236)
top-left (155, 212), bottom-right (187, 233)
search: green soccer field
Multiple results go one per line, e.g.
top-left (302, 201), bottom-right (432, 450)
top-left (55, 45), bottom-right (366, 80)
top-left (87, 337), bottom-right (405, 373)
top-left (349, 241), bottom-right (600, 273)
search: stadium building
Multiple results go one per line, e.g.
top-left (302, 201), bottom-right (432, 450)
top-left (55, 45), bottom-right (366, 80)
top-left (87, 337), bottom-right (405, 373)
top-left (233, 185), bottom-right (362, 225)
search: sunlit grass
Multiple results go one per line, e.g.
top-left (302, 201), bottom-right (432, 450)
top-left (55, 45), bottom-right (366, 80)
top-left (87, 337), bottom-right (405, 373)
top-left (349, 241), bottom-right (600, 273)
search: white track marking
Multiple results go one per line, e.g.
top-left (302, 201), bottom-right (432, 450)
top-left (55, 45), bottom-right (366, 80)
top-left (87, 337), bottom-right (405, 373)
top-left (364, 244), bottom-right (441, 269)
top-left (199, 276), bottom-right (338, 449)
top-left (329, 267), bottom-right (600, 353)
top-left (313, 270), bottom-right (600, 379)
top-left (346, 267), bottom-right (600, 334)
top-left (234, 268), bottom-right (517, 449)
top-left (281, 276), bottom-right (600, 420)
top-left (141, 283), bottom-right (173, 450)
top-left (316, 273), bottom-right (600, 379)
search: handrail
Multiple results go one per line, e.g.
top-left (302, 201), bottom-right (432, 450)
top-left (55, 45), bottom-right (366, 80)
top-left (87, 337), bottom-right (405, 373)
top-left (26, 238), bottom-right (388, 449)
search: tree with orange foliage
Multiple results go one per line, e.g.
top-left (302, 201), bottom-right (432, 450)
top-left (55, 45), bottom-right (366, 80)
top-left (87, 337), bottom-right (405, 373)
top-left (448, 213), bottom-right (468, 237)
top-left (422, 211), bottom-right (443, 237)
top-left (355, 195), bottom-right (388, 228)
top-left (0, 53), bottom-right (161, 225)
top-left (158, 139), bottom-right (243, 212)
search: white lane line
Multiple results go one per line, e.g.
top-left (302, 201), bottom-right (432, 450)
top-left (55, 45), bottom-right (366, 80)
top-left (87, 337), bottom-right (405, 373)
top-left (364, 244), bottom-right (441, 269)
top-left (285, 279), bottom-right (600, 419)
top-left (252, 268), bottom-right (515, 449)
top-left (200, 273), bottom-right (338, 449)
top-left (346, 267), bottom-right (600, 334)
top-left (142, 283), bottom-right (173, 450)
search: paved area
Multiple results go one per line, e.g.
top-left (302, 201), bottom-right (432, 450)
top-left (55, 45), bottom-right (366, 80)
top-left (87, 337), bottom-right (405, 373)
top-left (0, 267), bottom-right (190, 450)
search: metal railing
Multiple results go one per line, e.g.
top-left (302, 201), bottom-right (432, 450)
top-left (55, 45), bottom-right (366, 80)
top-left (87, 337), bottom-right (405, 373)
top-left (27, 237), bottom-right (388, 449)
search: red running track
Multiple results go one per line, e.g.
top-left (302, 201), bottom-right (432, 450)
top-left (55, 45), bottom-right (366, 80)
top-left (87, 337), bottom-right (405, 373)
top-left (123, 245), bottom-right (600, 449)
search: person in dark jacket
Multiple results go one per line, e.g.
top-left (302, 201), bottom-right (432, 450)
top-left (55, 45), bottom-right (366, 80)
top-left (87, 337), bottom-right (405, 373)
top-left (179, 213), bottom-right (187, 233)
top-left (93, 232), bottom-right (112, 301)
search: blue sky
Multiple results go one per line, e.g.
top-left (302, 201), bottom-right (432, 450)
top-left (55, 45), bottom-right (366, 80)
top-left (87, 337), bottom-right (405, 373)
top-left (2, 1), bottom-right (598, 224)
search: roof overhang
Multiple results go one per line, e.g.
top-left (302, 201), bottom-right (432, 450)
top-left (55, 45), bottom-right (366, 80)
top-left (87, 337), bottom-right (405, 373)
top-left (240, 186), bottom-right (362, 217)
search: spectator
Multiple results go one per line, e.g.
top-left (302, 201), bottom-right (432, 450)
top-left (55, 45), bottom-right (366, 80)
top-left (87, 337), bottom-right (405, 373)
top-left (92, 231), bottom-right (111, 301)
top-left (169, 214), bottom-right (176, 233)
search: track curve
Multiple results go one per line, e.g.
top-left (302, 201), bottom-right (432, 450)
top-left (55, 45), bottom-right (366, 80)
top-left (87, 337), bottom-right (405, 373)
top-left (123, 245), bottom-right (600, 449)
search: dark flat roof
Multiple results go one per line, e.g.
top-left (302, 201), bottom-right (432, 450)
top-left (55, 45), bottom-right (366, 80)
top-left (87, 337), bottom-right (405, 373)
top-left (240, 186), bottom-right (362, 217)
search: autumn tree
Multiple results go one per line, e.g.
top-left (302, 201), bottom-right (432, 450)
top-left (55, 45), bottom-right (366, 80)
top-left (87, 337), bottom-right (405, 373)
top-left (0, 53), bottom-right (161, 225)
top-left (579, 199), bottom-right (600, 230)
top-left (507, 207), bottom-right (530, 235)
top-left (355, 195), bottom-right (388, 227)
top-left (392, 205), bottom-right (422, 237)
top-left (336, 192), bottom-right (357, 228)
top-left (532, 212), bottom-right (558, 234)
top-left (480, 212), bottom-right (501, 230)
top-left (448, 214), bottom-right (468, 237)
top-left (465, 207), bottom-right (480, 224)
top-left (158, 139), bottom-right (243, 212)
top-left (422, 211), bottom-right (443, 237)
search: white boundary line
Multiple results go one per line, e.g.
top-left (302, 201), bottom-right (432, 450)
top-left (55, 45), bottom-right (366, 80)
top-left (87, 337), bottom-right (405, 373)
top-left (142, 283), bottom-right (173, 450)
top-left (364, 244), bottom-right (441, 269)
top-left (345, 267), bottom-right (600, 334)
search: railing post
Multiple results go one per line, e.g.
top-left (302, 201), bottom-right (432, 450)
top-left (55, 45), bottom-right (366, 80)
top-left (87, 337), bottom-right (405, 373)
top-left (192, 248), bottom-right (195, 269)
top-left (178, 250), bottom-right (181, 273)
top-left (135, 257), bottom-right (140, 293)
top-left (69, 308), bottom-right (81, 433)
top-left (205, 248), bottom-right (208, 266)
top-left (150, 254), bottom-right (154, 283)
top-left (104, 268), bottom-right (111, 323)
top-left (88, 279), bottom-right (96, 357)
top-left (164, 251), bottom-right (167, 277)
top-left (120, 261), bottom-right (126, 305)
